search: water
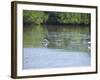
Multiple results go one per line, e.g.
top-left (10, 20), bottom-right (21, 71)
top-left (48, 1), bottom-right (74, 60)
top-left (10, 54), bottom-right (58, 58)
top-left (23, 25), bottom-right (91, 69)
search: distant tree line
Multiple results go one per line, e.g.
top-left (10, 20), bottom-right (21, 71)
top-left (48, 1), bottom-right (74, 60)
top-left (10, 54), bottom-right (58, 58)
top-left (23, 10), bottom-right (90, 25)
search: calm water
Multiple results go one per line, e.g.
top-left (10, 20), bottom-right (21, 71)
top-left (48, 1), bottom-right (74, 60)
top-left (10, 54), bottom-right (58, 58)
top-left (23, 25), bottom-right (91, 69)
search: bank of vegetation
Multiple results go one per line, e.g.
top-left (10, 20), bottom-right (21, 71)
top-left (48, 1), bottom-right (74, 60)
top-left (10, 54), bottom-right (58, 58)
top-left (23, 10), bottom-right (90, 25)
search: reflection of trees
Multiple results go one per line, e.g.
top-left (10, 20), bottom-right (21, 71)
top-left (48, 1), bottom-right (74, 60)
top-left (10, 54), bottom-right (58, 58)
top-left (23, 25), bottom-right (48, 47)
top-left (63, 32), bottom-right (90, 52)
top-left (45, 25), bottom-right (90, 52)
top-left (24, 25), bottom-right (90, 52)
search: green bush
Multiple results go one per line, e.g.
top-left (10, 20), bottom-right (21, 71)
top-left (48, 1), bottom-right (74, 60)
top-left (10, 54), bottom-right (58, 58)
top-left (23, 10), bottom-right (90, 25)
top-left (23, 10), bottom-right (48, 24)
top-left (56, 12), bottom-right (90, 24)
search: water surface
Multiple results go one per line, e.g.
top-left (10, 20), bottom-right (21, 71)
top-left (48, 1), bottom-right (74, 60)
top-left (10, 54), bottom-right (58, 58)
top-left (23, 25), bottom-right (91, 69)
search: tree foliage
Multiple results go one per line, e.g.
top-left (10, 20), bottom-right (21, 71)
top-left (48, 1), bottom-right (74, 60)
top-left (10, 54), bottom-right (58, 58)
top-left (56, 13), bottom-right (90, 24)
top-left (23, 10), bottom-right (48, 24)
top-left (23, 10), bottom-right (90, 25)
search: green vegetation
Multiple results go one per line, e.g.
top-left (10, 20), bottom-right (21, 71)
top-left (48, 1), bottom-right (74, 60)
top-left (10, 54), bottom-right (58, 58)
top-left (56, 13), bottom-right (90, 24)
top-left (23, 10), bottom-right (48, 25)
top-left (23, 10), bottom-right (90, 25)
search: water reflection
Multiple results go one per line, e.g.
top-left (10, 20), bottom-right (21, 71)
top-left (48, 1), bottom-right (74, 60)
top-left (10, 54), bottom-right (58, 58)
top-left (23, 25), bottom-right (90, 52)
